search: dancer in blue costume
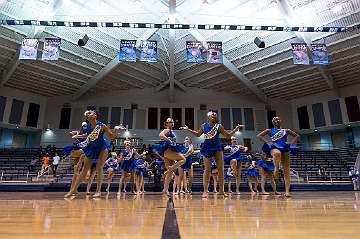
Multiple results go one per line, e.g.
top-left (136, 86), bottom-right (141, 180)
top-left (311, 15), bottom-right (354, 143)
top-left (255, 152), bottom-right (280, 195)
top-left (224, 136), bottom-right (248, 194)
top-left (178, 136), bottom-right (194, 194)
top-left (135, 152), bottom-right (148, 194)
top-left (159, 118), bottom-right (186, 196)
top-left (183, 110), bottom-right (244, 197)
top-left (104, 152), bottom-right (120, 193)
top-left (65, 110), bottom-right (125, 198)
top-left (64, 122), bottom-right (88, 196)
top-left (257, 116), bottom-right (300, 197)
top-left (224, 159), bottom-right (237, 193)
top-left (210, 159), bottom-right (218, 193)
top-left (117, 140), bottom-right (143, 194)
top-left (244, 159), bottom-right (259, 193)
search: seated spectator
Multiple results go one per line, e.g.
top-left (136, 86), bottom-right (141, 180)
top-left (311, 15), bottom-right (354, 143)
top-left (318, 166), bottom-right (328, 181)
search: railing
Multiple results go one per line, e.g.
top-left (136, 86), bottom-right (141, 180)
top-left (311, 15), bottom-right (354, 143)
top-left (36, 166), bottom-right (50, 180)
top-left (290, 168), bottom-right (300, 183)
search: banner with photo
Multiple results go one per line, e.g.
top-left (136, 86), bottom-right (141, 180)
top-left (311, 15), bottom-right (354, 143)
top-left (19, 38), bottom-right (39, 60)
top-left (207, 41), bottom-right (223, 64)
top-left (42, 38), bottom-right (61, 61)
top-left (119, 40), bottom-right (137, 62)
top-left (310, 44), bottom-right (329, 65)
top-left (139, 40), bottom-right (158, 63)
top-left (186, 41), bottom-right (205, 63)
top-left (291, 43), bottom-right (310, 65)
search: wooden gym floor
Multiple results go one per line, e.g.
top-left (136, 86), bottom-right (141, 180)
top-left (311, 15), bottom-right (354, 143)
top-left (0, 192), bottom-right (359, 238)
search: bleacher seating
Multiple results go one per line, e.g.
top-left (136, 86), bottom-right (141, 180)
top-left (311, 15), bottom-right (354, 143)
top-left (0, 147), bottom-right (358, 187)
top-left (0, 148), bottom-right (42, 181)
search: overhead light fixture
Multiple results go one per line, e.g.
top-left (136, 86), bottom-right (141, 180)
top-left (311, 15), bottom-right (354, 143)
top-left (314, 129), bottom-right (318, 132)
top-left (78, 34), bottom-right (89, 46)
top-left (254, 37), bottom-right (265, 48)
top-left (331, 5), bottom-right (342, 13)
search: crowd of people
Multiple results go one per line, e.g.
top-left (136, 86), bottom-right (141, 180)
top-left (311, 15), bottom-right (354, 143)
top-left (60, 109), bottom-right (304, 198)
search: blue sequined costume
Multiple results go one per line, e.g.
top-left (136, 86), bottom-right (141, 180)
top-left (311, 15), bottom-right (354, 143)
top-left (104, 157), bottom-right (119, 171)
top-left (244, 162), bottom-right (259, 177)
top-left (200, 122), bottom-right (223, 158)
top-left (224, 145), bottom-right (247, 164)
top-left (120, 148), bottom-right (136, 172)
top-left (256, 157), bottom-right (275, 172)
top-left (135, 159), bottom-right (148, 176)
top-left (181, 145), bottom-right (193, 171)
top-left (81, 121), bottom-right (110, 162)
top-left (63, 128), bottom-right (87, 156)
top-left (262, 128), bottom-right (298, 157)
top-left (155, 130), bottom-right (184, 156)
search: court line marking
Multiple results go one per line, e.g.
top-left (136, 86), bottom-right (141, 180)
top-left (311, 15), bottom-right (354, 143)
top-left (161, 197), bottom-right (181, 239)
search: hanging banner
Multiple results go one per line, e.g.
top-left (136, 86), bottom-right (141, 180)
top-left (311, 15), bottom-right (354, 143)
top-left (139, 40), bottom-right (158, 63)
top-left (310, 44), bottom-right (329, 65)
top-left (291, 43), bottom-right (310, 65)
top-left (19, 38), bottom-right (39, 60)
top-left (186, 41), bottom-right (205, 63)
top-left (207, 41), bottom-right (223, 64)
top-left (119, 40), bottom-right (137, 62)
top-left (42, 38), bottom-right (61, 61)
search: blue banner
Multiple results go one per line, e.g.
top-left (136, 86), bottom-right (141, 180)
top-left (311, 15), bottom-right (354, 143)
top-left (311, 44), bottom-right (329, 65)
top-left (19, 38), bottom-right (39, 60)
top-left (42, 38), bottom-right (61, 61)
top-left (119, 40), bottom-right (137, 62)
top-left (186, 41), bottom-right (205, 63)
top-left (291, 43), bottom-right (309, 65)
top-left (207, 41), bottom-right (223, 64)
top-left (139, 40), bottom-right (157, 63)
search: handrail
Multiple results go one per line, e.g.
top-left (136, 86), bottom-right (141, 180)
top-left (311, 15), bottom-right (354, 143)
top-left (290, 168), bottom-right (300, 183)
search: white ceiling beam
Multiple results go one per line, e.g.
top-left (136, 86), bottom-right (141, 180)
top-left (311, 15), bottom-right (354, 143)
top-left (177, 64), bottom-right (222, 82)
top-left (187, 71), bottom-right (229, 87)
top-left (168, 0), bottom-right (176, 103)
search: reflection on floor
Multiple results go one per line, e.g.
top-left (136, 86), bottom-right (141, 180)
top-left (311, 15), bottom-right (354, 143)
top-left (0, 192), bottom-right (359, 239)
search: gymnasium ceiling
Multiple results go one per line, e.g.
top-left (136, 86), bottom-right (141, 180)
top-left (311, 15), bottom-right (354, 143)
top-left (0, 0), bottom-right (359, 102)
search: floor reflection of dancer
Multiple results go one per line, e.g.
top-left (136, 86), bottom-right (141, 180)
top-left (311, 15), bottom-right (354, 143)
top-left (65, 110), bottom-right (125, 198)
top-left (182, 110), bottom-right (244, 197)
top-left (257, 116), bottom-right (299, 197)
top-left (224, 136), bottom-right (248, 194)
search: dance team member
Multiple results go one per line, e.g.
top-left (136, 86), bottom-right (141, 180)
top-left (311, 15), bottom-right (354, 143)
top-left (257, 116), bottom-right (299, 197)
top-left (183, 110), bottom-right (244, 197)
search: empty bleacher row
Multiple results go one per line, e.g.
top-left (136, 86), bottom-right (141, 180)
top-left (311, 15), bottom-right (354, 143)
top-left (0, 147), bottom-right (358, 186)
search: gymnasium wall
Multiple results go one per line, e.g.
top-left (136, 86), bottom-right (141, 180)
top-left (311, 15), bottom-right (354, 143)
top-left (290, 83), bottom-right (360, 149)
top-left (40, 87), bottom-right (294, 149)
top-left (0, 87), bottom-right (46, 148)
